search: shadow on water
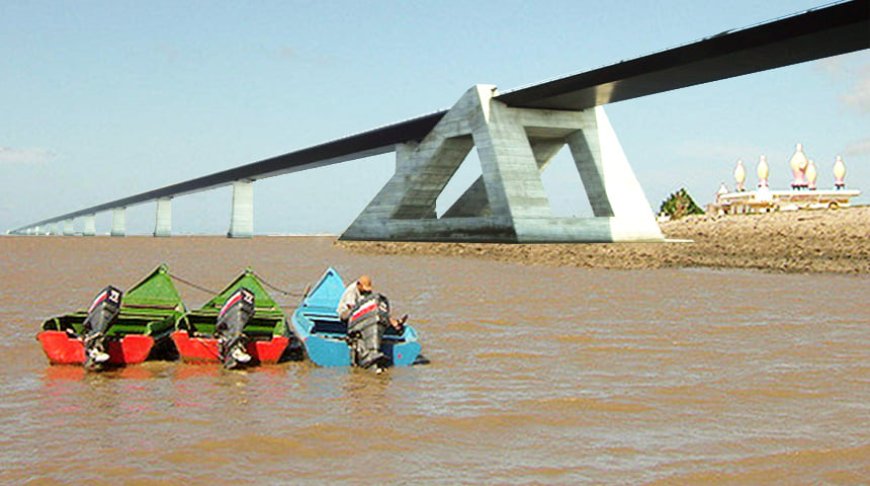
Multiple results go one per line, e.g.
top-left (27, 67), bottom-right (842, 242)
top-left (41, 363), bottom-right (171, 382)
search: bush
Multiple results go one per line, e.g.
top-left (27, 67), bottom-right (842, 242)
top-left (659, 188), bottom-right (704, 219)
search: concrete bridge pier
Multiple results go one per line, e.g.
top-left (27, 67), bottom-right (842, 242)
top-left (62, 219), bottom-right (75, 236)
top-left (341, 84), bottom-right (662, 243)
top-left (154, 198), bottom-right (172, 237)
top-left (82, 214), bottom-right (96, 236)
top-left (228, 180), bottom-right (254, 238)
top-left (111, 208), bottom-right (126, 237)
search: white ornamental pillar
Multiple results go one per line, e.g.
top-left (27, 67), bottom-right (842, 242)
top-left (789, 143), bottom-right (809, 190)
top-left (733, 159), bottom-right (746, 192)
top-left (806, 160), bottom-right (818, 191)
top-left (833, 156), bottom-right (847, 189)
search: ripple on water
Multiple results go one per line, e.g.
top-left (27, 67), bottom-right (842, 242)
top-left (520, 395), bottom-right (654, 414)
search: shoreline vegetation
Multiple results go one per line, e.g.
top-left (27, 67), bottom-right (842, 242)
top-left (337, 206), bottom-right (870, 274)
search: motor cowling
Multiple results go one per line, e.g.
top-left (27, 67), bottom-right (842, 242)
top-left (347, 293), bottom-right (390, 369)
top-left (82, 285), bottom-right (123, 368)
top-left (215, 287), bottom-right (255, 369)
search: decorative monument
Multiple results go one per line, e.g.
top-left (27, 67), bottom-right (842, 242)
top-left (711, 144), bottom-right (860, 214)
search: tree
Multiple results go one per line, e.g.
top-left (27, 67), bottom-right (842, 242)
top-left (659, 188), bottom-right (704, 219)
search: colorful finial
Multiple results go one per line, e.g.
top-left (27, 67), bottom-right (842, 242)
top-left (757, 155), bottom-right (769, 188)
top-left (734, 159), bottom-right (746, 192)
top-left (806, 159), bottom-right (817, 190)
top-left (789, 143), bottom-right (809, 190)
top-left (833, 155), bottom-right (846, 189)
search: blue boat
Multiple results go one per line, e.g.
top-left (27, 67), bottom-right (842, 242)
top-left (290, 268), bottom-right (421, 367)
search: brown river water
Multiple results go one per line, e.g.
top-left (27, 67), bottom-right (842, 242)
top-left (1, 236), bottom-right (867, 484)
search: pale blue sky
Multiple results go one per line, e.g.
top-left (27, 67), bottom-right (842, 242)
top-left (1, 0), bottom-right (867, 234)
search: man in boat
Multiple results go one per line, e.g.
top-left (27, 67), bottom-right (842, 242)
top-left (337, 275), bottom-right (407, 330)
top-left (338, 276), bottom-right (407, 370)
top-left (337, 275), bottom-right (372, 322)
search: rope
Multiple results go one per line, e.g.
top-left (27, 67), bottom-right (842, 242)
top-left (253, 271), bottom-right (308, 298)
top-left (170, 271), bottom-right (307, 299)
top-left (169, 272), bottom-right (220, 296)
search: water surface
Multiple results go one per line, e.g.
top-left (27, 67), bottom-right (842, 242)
top-left (1, 236), bottom-right (867, 483)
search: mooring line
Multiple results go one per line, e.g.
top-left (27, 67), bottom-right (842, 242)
top-left (170, 271), bottom-right (307, 299)
top-left (253, 271), bottom-right (307, 298)
top-left (168, 273), bottom-right (220, 296)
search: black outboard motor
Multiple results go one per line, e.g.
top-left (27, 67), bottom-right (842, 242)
top-left (347, 293), bottom-right (391, 370)
top-left (82, 286), bottom-right (123, 370)
top-left (215, 287), bottom-right (255, 369)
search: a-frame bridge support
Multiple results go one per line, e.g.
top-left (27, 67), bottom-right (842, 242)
top-left (341, 85), bottom-right (663, 243)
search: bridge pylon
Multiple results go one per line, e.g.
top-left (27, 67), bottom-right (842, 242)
top-left (154, 197), bottom-right (172, 237)
top-left (111, 207), bottom-right (126, 237)
top-left (228, 180), bottom-right (254, 238)
top-left (341, 85), bottom-right (663, 243)
top-left (82, 214), bottom-right (96, 236)
top-left (62, 219), bottom-right (75, 236)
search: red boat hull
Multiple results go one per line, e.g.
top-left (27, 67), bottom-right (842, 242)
top-left (37, 330), bottom-right (155, 365)
top-left (171, 331), bottom-right (290, 364)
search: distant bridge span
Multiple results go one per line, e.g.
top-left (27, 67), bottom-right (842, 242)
top-left (12, 0), bottom-right (869, 240)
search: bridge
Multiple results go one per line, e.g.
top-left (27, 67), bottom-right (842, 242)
top-left (10, 0), bottom-right (869, 242)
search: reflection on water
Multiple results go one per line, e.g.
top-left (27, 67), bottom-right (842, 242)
top-left (0, 236), bottom-right (868, 483)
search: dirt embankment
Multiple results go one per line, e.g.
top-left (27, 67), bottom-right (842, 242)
top-left (337, 206), bottom-right (870, 274)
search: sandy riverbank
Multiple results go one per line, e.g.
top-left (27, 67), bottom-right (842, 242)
top-left (337, 206), bottom-right (870, 274)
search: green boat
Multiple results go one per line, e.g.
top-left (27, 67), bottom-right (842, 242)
top-left (37, 264), bottom-right (186, 365)
top-left (171, 269), bottom-right (296, 364)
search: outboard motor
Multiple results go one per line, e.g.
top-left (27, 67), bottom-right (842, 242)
top-left (82, 286), bottom-right (123, 370)
top-left (347, 293), bottom-right (391, 370)
top-left (215, 287), bottom-right (255, 369)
